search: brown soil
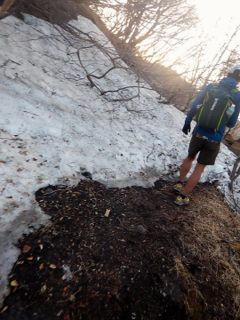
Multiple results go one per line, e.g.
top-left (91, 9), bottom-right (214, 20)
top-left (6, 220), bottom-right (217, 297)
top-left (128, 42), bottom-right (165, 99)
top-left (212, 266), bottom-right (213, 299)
top-left (1, 179), bottom-right (240, 320)
top-left (13, 0), bottom-right (94, 26)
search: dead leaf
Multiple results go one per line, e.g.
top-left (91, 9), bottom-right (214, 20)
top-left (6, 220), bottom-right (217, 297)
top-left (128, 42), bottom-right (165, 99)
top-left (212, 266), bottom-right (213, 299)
top-left (10, 280), bottom-right (19, 287)
top-left (27, 256), bottom-right (34, 261)
top-left (230, 243), bottom-right (240, 252)
top-left (57, 310), bottom-right (63, 317)
top-left (39, 244), bottom-right (44, 250)
top-left (49, 264), bottom-right (57, 269)
top-left (22, 244), bottom-right (31, 254)
top-left (63, 287), bottom-right (69, 294)
top-left (0, 306), bottom-right (8, 314)
top-left (19, 150), bottom-right (28, 155)
top-left (39, 263), bottom-right (45, 270)
top-left (69, 294), bottom-right (76, 302)
top-left (104, 209), bottom-right (111, 218)
top-left (73, 192), bottom-right (81, 196)
top-left (41, 284), bottom-right (47, 294)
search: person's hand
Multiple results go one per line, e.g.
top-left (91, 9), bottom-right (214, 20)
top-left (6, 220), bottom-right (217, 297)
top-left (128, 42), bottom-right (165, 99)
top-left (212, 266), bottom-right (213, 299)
top-left (182, 123), bottom-right (191, 135)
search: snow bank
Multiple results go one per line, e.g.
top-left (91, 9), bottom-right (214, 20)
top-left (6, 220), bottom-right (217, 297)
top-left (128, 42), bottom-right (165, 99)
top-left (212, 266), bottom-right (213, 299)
top-left (0, 14), bottom-right (239, 304)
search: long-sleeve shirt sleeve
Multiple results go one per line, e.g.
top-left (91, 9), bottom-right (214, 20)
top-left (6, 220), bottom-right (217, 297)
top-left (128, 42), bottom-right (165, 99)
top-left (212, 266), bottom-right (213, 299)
top-left (185, 86), bottom-right (209, 125)
top-left (227, 92), bottom-right (240, 128)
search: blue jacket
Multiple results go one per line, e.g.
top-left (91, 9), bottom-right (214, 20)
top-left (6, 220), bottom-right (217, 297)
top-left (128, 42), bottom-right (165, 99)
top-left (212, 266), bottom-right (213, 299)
top-left (185, 77), bottom-right (240, 141)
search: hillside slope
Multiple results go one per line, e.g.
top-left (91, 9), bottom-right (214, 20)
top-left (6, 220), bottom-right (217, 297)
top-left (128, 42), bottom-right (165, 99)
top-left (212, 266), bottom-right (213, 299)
top-left (0, 10), bottom-right (240, 317)
top-left (2, 180), bottom-right (240, 320)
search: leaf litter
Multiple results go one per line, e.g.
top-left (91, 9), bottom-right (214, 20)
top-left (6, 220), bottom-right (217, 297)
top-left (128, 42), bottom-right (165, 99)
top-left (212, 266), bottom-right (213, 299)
top-left (1, 179), bottom-right (240, 320)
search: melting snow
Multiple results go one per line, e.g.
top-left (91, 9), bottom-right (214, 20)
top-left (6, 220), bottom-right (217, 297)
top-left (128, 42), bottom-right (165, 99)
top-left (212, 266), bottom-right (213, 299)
top-left (0, 14), bottom-right (239, 303)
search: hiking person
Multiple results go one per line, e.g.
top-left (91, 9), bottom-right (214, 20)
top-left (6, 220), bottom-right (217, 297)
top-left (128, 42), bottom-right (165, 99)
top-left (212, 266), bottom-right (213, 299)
top-left (174, 65), bottom-right (240, 206)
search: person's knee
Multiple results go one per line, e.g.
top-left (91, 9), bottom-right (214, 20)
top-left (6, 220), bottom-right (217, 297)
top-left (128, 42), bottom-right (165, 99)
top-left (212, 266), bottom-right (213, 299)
top-left (187, 154), bottom-right (196, 162)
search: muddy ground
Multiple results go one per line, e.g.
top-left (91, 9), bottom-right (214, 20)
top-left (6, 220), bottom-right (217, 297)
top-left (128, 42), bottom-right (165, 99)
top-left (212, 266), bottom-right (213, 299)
top-left (1, 179), bottom-right (240, 320)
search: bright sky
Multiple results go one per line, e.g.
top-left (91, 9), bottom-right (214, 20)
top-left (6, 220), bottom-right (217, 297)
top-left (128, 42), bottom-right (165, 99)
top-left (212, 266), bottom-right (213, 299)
top-left (165, 0), bottom-right (240, 79)
top-left (189, 0), bottom-right (240, 48)
top-left (193, 0), bottom-right (239, 27)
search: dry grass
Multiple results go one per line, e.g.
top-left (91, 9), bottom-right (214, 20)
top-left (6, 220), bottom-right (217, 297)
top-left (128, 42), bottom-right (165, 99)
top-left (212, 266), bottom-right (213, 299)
top-left (172, 184), bottom-right (240, 319)
top-left (2, 181), bottom-right (240, 319)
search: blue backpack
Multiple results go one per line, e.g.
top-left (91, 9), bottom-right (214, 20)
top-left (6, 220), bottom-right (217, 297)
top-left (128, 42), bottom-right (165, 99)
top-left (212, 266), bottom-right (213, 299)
top-left (196, 84), bottom-right (237, 131)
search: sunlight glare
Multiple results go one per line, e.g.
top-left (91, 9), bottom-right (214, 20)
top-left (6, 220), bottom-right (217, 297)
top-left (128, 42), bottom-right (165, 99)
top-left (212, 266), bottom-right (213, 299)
top-left (190, 0), bottom-right (239, 30)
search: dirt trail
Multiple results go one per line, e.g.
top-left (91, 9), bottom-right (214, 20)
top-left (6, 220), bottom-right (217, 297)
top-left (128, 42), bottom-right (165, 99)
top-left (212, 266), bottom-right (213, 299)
top-left (1, 179), bottom-right (240, 320)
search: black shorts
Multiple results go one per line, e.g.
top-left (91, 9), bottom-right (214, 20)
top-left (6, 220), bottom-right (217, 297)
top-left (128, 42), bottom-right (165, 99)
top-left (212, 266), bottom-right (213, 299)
top-left (188, 134), bottom-right (220, 165)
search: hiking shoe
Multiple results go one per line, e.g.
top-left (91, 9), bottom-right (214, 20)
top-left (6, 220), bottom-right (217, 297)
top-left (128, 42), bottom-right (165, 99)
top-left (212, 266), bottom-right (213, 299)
top-left (173, 181), bottom-right (184, 193)
top-left (174, 194), bottom-right (190, 206)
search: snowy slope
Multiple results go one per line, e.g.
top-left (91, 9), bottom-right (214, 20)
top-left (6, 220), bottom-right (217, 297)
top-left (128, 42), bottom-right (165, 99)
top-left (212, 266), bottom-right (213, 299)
top-left (0, 14), bottom-right (239, 303)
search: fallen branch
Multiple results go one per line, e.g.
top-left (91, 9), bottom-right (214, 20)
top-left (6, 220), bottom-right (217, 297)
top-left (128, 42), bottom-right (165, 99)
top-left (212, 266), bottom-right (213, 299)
top-left (101, 84), bottom-right (153, 95)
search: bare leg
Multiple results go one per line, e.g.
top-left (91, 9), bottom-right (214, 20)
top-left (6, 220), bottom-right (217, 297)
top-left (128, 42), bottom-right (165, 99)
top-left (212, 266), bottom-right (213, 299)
top-left (179, 156), bottom-right (195, 181)
top-left (182, 163), bottom-right (206, 195)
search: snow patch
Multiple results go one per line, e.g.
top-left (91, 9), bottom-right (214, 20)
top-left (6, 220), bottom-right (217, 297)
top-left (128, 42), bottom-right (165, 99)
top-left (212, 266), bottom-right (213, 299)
top-left (0, 14), bottom-right (239, 304)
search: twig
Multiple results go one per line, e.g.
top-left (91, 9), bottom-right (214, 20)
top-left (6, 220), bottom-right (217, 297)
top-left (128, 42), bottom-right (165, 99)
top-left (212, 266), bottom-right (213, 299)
top-left (0, 137), bottom-right (21, 141)
top-left (101, 84), bottom-right (153, 95)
